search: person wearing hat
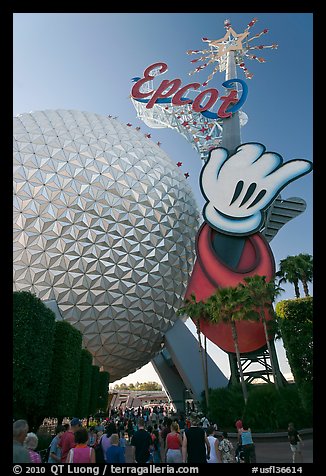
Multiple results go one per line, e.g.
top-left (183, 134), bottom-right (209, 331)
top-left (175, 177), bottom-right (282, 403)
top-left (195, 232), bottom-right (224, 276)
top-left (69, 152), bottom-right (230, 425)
top-left (59, 418), bottom-right (81, 463)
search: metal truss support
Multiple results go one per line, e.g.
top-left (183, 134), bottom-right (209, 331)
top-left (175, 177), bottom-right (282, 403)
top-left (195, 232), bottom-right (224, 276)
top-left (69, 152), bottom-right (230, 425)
top-left (228, 340), bottom-right (287, 387)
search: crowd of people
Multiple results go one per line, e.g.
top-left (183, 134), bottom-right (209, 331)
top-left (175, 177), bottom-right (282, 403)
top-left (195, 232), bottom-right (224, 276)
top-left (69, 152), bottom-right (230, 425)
top-left (13, 406), bottom-right (304, 464)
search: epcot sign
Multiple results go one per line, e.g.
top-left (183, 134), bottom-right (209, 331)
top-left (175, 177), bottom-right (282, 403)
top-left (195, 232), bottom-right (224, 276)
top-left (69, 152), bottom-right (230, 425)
top-left (131, 62), bottom-right (248, 119)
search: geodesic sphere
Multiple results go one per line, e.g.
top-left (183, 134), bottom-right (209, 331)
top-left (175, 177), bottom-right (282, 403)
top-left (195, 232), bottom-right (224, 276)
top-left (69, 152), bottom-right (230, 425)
top-left (13, 110), bottom-right (199, 381)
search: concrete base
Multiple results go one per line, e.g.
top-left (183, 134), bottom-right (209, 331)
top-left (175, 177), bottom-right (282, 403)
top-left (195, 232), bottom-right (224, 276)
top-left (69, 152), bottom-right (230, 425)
top-left (152, 319), bottom-right (228, 411)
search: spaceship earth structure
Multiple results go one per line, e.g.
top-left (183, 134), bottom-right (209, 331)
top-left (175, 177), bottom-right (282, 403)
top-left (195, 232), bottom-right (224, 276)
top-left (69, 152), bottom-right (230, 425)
top-left (13, 110), bottom-right (199, 381)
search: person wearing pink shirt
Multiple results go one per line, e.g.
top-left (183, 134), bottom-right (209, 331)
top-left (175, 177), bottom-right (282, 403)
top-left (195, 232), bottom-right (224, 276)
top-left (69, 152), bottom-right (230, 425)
top-left (24, 432), bottom-right (41, 463)
top-left (67, 428), bottom-right (95, 463)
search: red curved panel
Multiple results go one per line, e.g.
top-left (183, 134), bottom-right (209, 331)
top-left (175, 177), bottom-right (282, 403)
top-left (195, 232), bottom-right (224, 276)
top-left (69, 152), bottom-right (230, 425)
top-left (185, 223), bottom-right (275, 354)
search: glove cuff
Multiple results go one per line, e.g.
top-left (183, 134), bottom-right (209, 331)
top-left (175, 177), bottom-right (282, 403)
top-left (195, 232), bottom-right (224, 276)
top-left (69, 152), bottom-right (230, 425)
top-left (203, 203), bottom-right (263, 236)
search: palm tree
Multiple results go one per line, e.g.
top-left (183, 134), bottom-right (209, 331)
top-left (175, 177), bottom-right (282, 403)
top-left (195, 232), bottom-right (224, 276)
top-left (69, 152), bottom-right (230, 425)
top-left (240, 275), bottom-right (284, 390)
top-left (296, 253), bottom-right (313, 297)
top-left (276, 255), bottom-right (301, 298)
top-left (276, 254), bottom-right (313, 298)
top-left (205, 286), bottom-right (258, 404)
top-left (177, 293), bottom-right (210, 409)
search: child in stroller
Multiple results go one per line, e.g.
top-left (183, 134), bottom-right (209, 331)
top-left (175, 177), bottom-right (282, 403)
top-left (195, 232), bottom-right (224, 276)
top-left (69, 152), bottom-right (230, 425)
top-left (235, 442), bottom-right (245, 463)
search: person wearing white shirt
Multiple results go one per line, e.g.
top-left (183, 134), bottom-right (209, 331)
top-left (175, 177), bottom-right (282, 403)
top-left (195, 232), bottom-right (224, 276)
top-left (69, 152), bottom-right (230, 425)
top-left (206, 426), bottom-right (221, 463)
top-left (200, 416), bottom-right (210, 429)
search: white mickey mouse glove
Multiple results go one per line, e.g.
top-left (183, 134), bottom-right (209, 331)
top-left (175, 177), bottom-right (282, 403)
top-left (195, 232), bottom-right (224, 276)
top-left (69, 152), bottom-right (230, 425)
top-left (200, 143), bottom-right (312, 236)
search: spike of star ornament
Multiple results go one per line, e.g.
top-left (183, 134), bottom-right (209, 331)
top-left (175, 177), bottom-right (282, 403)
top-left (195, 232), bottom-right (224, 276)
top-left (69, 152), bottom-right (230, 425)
top-left (187, 17), bottom-right (278, 84)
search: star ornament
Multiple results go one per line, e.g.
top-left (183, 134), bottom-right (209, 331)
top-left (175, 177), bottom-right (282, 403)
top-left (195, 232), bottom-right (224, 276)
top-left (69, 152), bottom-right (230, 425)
top-left (187, 17), bottom-right (277, 83)
top-left (204, 27), bottom-right (249, 59)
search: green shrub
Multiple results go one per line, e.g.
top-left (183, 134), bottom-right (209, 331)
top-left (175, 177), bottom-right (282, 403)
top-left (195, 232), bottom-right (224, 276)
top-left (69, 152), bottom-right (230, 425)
top-left (243, 384), bottom-right (311, 431)
top-left (46, 320), bottom-right (82, 421)
top-left (298, 381), bottom-right (313, 419)
top-left (88, 365), bottom-right (100, 416)
top-left (76, 349), bottom-right (93, 418)
top-left (208, 384), bottom-right (245, 429)
top-left (13, 291), bottom-right (56, 430)
top-left (208, 383), bottom-right (312, 431)
top-left (276, 297), bottom-right (313, 412)
top-left (97, 371), bottom-right (110, 412)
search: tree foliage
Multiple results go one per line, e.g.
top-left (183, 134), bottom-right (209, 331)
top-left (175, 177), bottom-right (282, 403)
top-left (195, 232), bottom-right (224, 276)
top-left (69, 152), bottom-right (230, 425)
top-left (207, 384), bottom-right (245, 428)
top-left (208, 383), bottom-right (312, 431)
top-left (243, 384), bottom-right (312, 431)
top-left (276, 254), bottom-right (313, 298)
top-left (88, 365), bottom-right (100, 415)
top-left (13, 291), bottom-right (56, 429)
top-left (75, 349), bottom-right (93, 418)
top-left (275, 297), bottom-right (313, 413)
top-left (97, 371), bottom-right (110, 412)
top-left (13, 290), bottom-right (112, 424)
top-left (205, 286), bottom-right (259, 404)
top-left (295, 253), bottom-right (313, 297)
top-left (275, 297), bottom-right (313, 384)
top-left (46, 320), bottom-right (82, 421)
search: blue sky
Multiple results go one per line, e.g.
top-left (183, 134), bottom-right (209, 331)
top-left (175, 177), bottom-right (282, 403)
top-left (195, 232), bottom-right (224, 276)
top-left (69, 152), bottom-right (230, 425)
top-left (13, 13), bottom-right (313, 384)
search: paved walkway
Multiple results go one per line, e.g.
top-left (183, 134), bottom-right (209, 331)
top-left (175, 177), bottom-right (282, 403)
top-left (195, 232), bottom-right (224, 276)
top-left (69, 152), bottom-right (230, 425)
top-left (249, 437), bottom-right (313, 463)
top-left (124, 435), bottom-right (313, 464)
